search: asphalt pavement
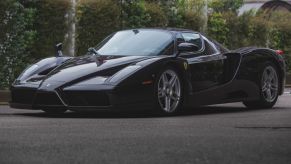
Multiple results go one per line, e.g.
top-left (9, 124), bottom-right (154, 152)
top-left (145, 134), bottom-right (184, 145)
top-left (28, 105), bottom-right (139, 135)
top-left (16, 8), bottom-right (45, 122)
top-left (0, 92), bottom-right (291, 164)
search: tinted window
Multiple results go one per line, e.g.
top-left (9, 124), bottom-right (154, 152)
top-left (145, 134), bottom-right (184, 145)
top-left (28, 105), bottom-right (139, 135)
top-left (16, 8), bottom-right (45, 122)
top-left (181, 33), bottom-right (203, 51)
top-left (203, 39), bottom-right (218, 55)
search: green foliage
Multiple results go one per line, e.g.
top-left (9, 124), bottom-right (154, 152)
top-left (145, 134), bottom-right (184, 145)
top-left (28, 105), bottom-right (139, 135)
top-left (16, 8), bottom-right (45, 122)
top-left (24, 0), bottom-right (71, 59)
top-left (0, 0), bottom-right (70, 89)
top-left (207, 13), bottom-right (228, 45)
top-left (208, 1), bottom-right (291, 72)
top-left (178, 0), bottom-right (207, 31)
top-left (0, 0), bottom-right (37, 89)
top-left (267, 11), bottom-right (291, 72)
top-left (158, 0), bottom-right (184, 27)
top-left (121, 0), bottom-right (150, 28)
top-left (76, 0), bottom-right (120, 55)
top-left (209, 0), bottom-right (243, 13)
top-left (144, 2), bottom-right (168, 27)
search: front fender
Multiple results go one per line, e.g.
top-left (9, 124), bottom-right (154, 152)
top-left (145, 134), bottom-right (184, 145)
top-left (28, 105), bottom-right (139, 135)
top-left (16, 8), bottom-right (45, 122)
top-left (106, 56), bottom-right (191, 105)
top-left (14, 57), bottom-right (72, 85)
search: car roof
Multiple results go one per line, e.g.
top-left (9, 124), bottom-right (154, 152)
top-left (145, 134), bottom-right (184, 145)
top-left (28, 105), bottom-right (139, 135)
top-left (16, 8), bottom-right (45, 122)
top-left (121, 28), bottom-right (196, 33)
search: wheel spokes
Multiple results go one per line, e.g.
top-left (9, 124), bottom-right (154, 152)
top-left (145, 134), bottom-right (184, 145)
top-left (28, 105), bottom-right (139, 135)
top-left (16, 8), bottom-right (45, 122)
top-left (270, 84), bottom-right (278, 91)
top-left (169, 75), bottom-right (177, 88)
top-left (262, 83), bottom-right (268, 92)
top-left (170, 94), bottom-right (179, 101)
top-left (158, 88), bottom-right (165, 98)
top-left (157, 70), bottom-right (181, 113)
top-left (162, 74), bottom-right (168, 84)
top-left (266, 89), bottom-right (272, 100)
top-left (261, 66), bottom-right (278, 103)
top-left (165, 97), bottom-right (171, 111)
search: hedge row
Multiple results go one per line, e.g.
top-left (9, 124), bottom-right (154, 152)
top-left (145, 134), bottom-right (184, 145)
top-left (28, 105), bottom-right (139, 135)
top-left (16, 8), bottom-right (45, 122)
top-left (23, 0), bottom-right (71, 59)
top-left (0, 0), bottom-right (36, 88)
top-left (76, 0), bottom-right (207, 55)
top-left (207, 10), bottom-right (291, 72)
top-left (76, 0), bottom-right (120, 55)
top-left (0, 0), bottom-right (70, 89)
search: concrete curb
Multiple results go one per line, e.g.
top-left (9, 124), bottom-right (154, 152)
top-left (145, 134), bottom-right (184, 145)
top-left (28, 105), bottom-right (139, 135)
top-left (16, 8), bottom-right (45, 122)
top-left (0, 90), bottom-right (10, 104)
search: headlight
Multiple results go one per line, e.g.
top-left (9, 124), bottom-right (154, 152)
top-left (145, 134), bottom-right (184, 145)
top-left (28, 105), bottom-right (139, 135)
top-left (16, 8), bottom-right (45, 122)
top-left (18, 64), bottom-right (39, 81)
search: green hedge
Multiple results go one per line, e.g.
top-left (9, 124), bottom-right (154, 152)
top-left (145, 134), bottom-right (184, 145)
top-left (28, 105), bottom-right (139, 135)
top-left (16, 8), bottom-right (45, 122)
top-left (75, 0), bottom-right (206, 55)
top-left (0, 0), bottom-right (36, 89)
top-left (76, 0), bottom-right (120, 55)
top-left (24, 0), bottom-right (71, 59)
top-left (0, 0), bottom-right (70, 89)
top-left (144, 2), bottom-right (167, 27)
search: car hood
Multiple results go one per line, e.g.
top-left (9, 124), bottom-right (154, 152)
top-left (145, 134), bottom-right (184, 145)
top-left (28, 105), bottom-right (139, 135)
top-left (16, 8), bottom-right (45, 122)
top-left (41, 55), bottom-right (154, 87)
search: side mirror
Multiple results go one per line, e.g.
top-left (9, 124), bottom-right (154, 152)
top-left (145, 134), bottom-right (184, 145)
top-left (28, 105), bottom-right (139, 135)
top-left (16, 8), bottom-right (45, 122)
top-left (55, 43), bottom-right (63, 57)
top-left (178, 43), bottom-right (199, 53)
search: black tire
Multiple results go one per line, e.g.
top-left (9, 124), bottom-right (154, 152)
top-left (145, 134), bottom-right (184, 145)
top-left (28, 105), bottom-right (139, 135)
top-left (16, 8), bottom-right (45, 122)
top-left (42, 109), bottom-right (67, 114)
top-left (243, 62), bottom-right (279, 109)
top-left (154, 67), bottom-right (183, 114)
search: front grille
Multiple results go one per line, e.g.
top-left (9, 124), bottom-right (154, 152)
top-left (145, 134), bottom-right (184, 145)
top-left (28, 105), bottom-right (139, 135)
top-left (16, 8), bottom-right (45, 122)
top-left (62, 91), bottom-right (110, 107)
top-left (34, 91), bottom-right (63, 106)
top-left (11, 88), bottom-right (36, 104)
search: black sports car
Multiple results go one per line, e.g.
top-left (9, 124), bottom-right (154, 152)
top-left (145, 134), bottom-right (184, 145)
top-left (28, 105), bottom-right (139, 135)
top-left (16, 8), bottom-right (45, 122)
top-left (10, 28), bottom-right (286, 114)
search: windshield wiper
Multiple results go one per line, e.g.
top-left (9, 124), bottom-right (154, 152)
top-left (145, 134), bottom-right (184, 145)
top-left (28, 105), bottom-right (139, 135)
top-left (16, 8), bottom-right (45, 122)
top-left (88, 47), bottom-right (101, 56)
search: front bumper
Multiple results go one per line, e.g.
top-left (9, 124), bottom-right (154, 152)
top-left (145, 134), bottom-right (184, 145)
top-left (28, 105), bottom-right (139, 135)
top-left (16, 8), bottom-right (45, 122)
top-left (9, 83), bottom-right (154, 111)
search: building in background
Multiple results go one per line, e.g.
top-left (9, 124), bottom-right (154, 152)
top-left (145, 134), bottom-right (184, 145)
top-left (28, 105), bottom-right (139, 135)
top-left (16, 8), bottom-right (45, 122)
top-left (239, 0), bottom-right (291, 14)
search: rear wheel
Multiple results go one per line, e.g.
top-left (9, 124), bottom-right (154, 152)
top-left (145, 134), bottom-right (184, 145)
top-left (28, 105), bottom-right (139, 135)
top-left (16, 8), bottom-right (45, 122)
top-left (243, 63), bottom-right (279, 109)
top-left (155, 68), bottom-right (183, 114)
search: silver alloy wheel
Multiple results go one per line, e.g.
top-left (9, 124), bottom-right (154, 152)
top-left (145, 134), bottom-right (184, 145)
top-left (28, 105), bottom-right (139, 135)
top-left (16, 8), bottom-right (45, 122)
top-left (261, 66), bottom-right (278, 102)
top-left (157, 69), bottom-right (181, 113)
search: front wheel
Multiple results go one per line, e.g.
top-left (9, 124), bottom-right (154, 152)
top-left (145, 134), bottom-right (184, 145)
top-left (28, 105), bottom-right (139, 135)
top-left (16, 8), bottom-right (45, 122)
top-left (243, 63), bottom-right (279, 109)
top-left (155, 68), bottom-right (183, 114)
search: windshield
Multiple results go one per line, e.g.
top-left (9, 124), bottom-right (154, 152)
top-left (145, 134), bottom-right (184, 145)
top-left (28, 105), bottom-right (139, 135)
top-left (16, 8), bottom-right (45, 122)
top-left (96, 30), bottom-right (173, 56)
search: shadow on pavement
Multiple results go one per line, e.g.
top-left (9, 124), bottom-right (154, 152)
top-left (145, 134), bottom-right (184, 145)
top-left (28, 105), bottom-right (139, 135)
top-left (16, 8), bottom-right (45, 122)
top-left (12, 105), bottom-right (285, 119)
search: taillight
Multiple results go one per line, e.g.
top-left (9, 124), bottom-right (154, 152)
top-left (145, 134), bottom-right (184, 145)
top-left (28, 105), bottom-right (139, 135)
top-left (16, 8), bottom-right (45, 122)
top-left (275, 50), bottom-right (284, 55)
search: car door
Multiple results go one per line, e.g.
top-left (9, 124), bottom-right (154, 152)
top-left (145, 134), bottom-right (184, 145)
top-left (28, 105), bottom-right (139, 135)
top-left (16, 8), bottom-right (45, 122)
top-left (178, 32), bottom-right (226, 92)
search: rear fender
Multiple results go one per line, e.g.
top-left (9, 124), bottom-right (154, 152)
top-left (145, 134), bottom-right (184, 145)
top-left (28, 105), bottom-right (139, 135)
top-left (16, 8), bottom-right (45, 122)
top-left (239, 48), bottom-right (286, 95)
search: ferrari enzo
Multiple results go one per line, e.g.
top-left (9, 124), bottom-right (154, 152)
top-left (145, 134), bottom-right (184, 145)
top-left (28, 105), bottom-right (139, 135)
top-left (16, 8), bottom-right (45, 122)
top-left (10, 28), bottom-right (286, 114)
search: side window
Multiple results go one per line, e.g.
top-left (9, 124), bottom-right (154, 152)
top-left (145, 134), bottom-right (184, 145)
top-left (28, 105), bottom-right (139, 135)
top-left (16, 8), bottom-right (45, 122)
top-left (160, 41), bottom-right (174, 56)
top-left (204, 40), bottom-right (217, 55)
top-left (202, 37), bottom-right (219, 55)
top-left (181, 33), bottom-right (203, 51)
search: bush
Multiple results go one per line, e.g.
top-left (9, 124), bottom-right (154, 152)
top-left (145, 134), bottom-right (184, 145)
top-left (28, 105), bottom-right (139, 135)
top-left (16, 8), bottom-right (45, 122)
top-left (207, 12), bottom-right (229, 45)
top-left (209, 0), bottom-right (243, 13)
top-left (0, 0), bottom-right (71, 89)
top-left (76, 0), bottom-right (120, 55)
top-left (207, 0), bottom-right (291, 73)
top-left (121, 0), bottom-right (150, 28)
top-left (24, 0), bottom-right (71, 58)
top-left (179, 0), bottom-right (207, 32)
top-left (144, 2), bottom-right (168, 27)
top-left (0, 0), bottom-right (36, 89)
top-left (267, 11), bottom-right (291, 72)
